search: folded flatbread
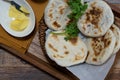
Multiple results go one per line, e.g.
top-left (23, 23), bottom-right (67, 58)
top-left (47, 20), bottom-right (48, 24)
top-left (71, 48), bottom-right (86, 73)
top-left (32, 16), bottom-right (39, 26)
top-left (45, 31), bottom-right (88, 67)
top-left (77, 0), bottom-right (114, 37)
top-left (86, 29), bottom-right (116, 65)
top-left (44, 0), bottom-right (71, 30)
top-left (110, 24), bottom-right (120, 55)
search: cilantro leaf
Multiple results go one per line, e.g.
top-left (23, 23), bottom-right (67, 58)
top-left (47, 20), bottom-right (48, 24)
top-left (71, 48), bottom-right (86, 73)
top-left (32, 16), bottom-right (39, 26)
top-left (64, 0), bottom-right (88, 41)
top-left (51, 0), bottom-right (88, 41)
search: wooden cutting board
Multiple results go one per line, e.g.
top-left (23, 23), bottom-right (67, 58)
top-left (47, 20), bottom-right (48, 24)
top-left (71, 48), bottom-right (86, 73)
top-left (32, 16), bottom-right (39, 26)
top-left (0, 0), bottom-right (48, 54)
top-left (0, 0), bottom-right (120, 80)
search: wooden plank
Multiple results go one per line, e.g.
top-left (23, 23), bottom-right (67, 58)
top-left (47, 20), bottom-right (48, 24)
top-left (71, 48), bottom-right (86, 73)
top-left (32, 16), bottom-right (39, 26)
top-left (107, 3), bottom-right (120, 18)
top-left (0, 50), bottom-right (28, 67)
top-left (0, 44), bottom-right (79, 80)
top-left (106, 51), bottom-right (120, 80)
top-left (28, 31), bottom-right (48, 62)
top-left (106, 0), bottom-right (120, 4)
top-left (0, 49), bottom-right (57, 80)
top-left (0, 67), bottom-right (56, 80)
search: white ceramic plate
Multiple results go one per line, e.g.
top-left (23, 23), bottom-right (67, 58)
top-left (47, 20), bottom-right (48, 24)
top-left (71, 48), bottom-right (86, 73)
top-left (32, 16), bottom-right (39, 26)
top-left (0, 0), bottom-right (35, 37)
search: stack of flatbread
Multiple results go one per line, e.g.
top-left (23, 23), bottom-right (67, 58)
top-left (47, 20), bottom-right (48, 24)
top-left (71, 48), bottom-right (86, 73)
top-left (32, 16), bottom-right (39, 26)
top-left (44, 0), bottom-right (120, 67)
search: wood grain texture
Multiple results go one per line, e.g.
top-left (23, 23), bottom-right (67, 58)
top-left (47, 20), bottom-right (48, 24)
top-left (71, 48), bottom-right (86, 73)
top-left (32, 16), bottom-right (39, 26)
top-left (106, 0), bottom-right (120, 4)
top-left (0, 49), bottom-right (57, 80)
top-left (0, 67), bottom-right (56, 80)
top-left (106, 51), bottom-right (120, 80)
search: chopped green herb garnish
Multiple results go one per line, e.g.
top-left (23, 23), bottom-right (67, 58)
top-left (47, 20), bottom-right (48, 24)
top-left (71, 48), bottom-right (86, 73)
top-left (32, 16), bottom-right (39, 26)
top-left (67, 0), bottom-right (88, 20)
top-left (51, 0), bottom-right (88, 41)
top-left (64, 0), bottom-right (88, 41)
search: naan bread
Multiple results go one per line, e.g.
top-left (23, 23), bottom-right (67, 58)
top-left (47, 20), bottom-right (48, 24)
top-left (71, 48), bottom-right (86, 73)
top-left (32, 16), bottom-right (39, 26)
top-left (110, 24), bottom-right (120, 55)
top-left (44, 0), bottom-right (71, 30)
top-left (86, 29), bottom-right (116, 65)
top-left (77, 0), bottom-right (114, 37)
top-left (45, 31), bottom-right (88, 67)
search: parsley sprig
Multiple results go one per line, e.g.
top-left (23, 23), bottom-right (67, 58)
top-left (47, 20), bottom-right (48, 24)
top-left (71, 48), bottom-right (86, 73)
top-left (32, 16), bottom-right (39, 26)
top-left (52, 0), bottom-right (88, 41)
top-left (67, 0), bottom-right (88, 20)
top-left (64, 0), bottom-right (88, 41)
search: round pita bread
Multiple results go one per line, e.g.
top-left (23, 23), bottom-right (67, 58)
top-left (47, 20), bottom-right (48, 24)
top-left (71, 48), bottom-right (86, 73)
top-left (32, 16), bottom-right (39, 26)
top-left (110, 24), bottom-right (120, 55)
top-left (77, 0), bottom-right (114, 37)
top-left (45, 31), bottom-right (88, 67)
top-left (44, 0), bottom-right (71, 30)
top-left (86, 29), bottom-right (116, 65)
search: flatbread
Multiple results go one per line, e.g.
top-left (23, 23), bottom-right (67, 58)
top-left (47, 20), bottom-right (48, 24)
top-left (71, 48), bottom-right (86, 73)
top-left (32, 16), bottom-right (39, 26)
top-left (44, 0), bottom-right (71, 30)
top-left (45, 31), bottom-right (88, 67)
top-left (110, 24), bottom-right (120, 55)
top-left (77, 0), bottom-right (114, 37)
top-left (86, 29), bottom-right (116, 65)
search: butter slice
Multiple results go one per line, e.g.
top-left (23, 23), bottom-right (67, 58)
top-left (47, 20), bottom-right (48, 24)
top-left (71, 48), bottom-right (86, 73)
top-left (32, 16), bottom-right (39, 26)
top-left (10, 18), bottom-right (29, 31)
top-left (9, 6), bottom-right (29, 31)
top-left (20, 6), bottom-right (29, 14)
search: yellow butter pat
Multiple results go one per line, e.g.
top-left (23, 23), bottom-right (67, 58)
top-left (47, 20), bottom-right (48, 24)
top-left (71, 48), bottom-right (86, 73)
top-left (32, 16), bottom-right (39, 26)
top-left (20, 6), bottom-right (29, 14)
top-left (10, 18), bottom-right (29, 31)
top-left (9, 6), bottom-right (29, 31)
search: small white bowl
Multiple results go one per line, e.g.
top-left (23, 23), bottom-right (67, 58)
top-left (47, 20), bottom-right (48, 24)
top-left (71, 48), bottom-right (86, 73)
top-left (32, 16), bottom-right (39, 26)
top-left (0, 0), bottom-right (35, 37)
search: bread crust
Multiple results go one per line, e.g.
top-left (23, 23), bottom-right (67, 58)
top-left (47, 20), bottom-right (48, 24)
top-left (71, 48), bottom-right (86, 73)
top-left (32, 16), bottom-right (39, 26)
top-left (86, 30), bottom-right (116, 65)
top-left (77, 0), bottom-right (114, 37)
top-left (45, 31), bottom-right (88, 67)
top-left (44, 0), bottom-right (71, 30)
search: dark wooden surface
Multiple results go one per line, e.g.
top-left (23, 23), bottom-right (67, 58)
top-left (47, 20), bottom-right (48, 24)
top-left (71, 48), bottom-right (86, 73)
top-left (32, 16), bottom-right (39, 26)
top-left (0, 49), bottom-right (57, 80)
top-left (0, 0), bottom-right (120, 80)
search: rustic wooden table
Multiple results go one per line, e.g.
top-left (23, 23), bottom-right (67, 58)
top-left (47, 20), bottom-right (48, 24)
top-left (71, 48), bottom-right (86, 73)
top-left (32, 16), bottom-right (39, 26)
top-left (0, 49), bottom-right (57, 80)
top-left (0, 0), bottom-right (120, 80)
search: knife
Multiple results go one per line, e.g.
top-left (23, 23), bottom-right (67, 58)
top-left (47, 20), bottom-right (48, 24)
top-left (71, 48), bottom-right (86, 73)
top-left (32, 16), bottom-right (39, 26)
top-left (3, 0), bottom-right (29, 15)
